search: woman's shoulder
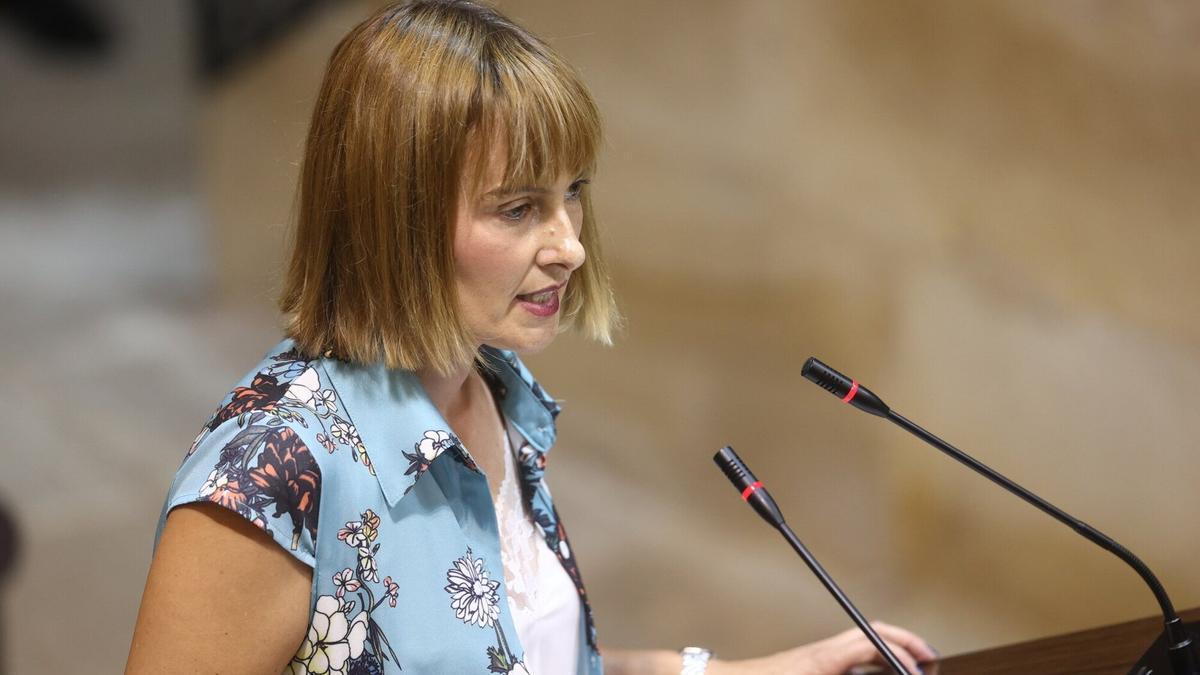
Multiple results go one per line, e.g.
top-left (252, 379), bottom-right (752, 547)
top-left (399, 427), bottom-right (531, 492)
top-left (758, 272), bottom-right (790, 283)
top-left (191, 340), bottom-right (326, 436)
top-left (161, 340), bottom-right (374, 566)
top-left (186, 339), bottom-right (387, 467)
top-left (159, 341), bottom-right (566, 565)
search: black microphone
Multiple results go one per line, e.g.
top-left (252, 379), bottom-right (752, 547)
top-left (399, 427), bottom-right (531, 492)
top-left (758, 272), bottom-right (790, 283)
top-left (802, 356), bottom-right (1200, 675)
top-left (713, 446), bottom-right (915, 675)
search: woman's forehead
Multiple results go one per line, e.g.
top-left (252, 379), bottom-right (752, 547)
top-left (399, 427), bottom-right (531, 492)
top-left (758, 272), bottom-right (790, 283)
top-left (464, 132), bottom-right (586, 200)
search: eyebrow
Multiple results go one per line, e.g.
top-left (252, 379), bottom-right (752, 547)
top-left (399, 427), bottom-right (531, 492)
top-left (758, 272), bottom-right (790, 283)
top-left (481, 185), bottom-right (550, 201)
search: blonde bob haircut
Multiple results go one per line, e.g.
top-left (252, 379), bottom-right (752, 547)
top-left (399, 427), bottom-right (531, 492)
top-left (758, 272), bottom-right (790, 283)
top-left (279, 0), bottom-right (618, 374)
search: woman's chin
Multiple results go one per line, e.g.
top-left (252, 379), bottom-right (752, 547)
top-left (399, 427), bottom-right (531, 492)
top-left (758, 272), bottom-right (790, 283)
top-left (483, 327), bottom-right (559, 355)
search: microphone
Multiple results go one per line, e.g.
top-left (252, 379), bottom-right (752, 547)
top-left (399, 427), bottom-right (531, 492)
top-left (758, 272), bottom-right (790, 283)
top-left (713, 446), bottom-right (914, 675)
top-left (801, 356), bottom-right (1200, 675)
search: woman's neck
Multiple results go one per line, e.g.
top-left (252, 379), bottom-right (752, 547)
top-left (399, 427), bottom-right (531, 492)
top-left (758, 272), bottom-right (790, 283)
top-left (417, 359), bottom-right (508, 493)
top-left (416, 364), bottom-right (476, 422)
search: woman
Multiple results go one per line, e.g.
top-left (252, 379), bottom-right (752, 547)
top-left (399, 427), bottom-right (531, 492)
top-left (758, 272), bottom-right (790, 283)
top-left (126, 1), bottom-right (936, 673)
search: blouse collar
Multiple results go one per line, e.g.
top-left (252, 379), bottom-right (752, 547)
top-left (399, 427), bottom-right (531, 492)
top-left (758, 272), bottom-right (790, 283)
top-left (320, 345), bottom-right (559, 508)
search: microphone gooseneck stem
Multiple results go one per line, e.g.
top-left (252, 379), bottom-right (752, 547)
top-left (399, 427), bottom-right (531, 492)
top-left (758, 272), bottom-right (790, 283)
top-left (885, 409), bottom-right (1180, 627)
top-left (776, 522), bottom-right (912, 675)
top-left (802, 356), bottom-right (1196, 672)
top-left (714, 446), bottom-right (914, 675)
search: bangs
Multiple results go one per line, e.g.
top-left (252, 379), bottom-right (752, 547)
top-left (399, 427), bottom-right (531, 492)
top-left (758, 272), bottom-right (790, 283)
top-left (467, 31), bottom-right (601, 194)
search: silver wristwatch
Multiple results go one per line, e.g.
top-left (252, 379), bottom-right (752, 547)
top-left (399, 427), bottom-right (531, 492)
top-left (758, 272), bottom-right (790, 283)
top-left (679, 646), bottom-right (714, 675)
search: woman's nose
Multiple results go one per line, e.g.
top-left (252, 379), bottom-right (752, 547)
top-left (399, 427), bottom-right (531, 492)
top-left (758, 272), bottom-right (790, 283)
top-left (538, 208), bottom-right (586, 271)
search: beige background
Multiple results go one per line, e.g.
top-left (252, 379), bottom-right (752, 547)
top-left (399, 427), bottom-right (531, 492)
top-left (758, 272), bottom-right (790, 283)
top-left (2, 0), bottom-right (1198, 672)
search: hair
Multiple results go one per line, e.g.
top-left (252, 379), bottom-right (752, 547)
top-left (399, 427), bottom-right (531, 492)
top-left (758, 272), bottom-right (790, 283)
top-left (279, 0), bottom-right (618, 374)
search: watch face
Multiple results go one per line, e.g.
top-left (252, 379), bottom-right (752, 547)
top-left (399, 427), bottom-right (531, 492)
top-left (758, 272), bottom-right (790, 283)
top-left (680, 647), bottom-right (713, 675)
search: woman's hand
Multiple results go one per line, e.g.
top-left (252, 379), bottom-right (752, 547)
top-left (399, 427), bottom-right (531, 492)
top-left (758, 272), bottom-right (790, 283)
top-left (708, 622), bottom-right (937, 675)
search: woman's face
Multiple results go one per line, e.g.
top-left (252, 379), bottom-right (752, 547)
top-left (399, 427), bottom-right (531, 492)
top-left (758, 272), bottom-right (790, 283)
top-left (452, 140), bottom-right (588, 355)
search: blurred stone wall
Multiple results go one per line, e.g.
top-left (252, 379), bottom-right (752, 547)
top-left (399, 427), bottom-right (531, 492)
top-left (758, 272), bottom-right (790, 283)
top-left (201, 0), bottom-right (1200, 660)
top-left (0, 1), bottom-right (207, 672)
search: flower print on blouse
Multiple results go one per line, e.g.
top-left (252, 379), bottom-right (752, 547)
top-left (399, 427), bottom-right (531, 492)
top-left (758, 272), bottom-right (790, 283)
top-left (402, 429), bottom-right (460, 486)
top-left (156, 340), bottom-right (602, 674)
top-left (287, 508), bottom-right (401, 675)
top-left (188, 348), bottom-right (375, 476)
top-left (445, 549), bottom-right (530, 675)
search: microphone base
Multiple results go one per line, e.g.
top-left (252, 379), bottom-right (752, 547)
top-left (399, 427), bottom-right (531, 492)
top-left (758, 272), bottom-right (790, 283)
top-left (1129, 621), bottom-right (1200, 675)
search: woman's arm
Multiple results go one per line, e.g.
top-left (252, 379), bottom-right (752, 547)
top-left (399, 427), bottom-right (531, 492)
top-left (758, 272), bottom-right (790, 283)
top-left (604, 623), bottom-right (936, 675)
top-left (125, 502), bottom-right (312, 674)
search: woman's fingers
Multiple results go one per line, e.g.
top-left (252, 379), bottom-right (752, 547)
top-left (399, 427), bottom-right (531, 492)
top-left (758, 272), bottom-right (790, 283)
top-left (733, 623), bottom-right (938, 675)
top-left (872, 638), bottom-right (924, 674)
top-left (844, 636), bottom-right (921, 674)
top-left (821, 622), bottom-right (935, 674)
top-left (811, 628), bottom-right (921, 675)
top-left (869, 621), bottom-right (939, 663)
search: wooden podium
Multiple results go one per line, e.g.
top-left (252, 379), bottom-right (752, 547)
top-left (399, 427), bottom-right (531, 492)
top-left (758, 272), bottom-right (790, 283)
top-left (926, 608), bottom-right (1200, 674)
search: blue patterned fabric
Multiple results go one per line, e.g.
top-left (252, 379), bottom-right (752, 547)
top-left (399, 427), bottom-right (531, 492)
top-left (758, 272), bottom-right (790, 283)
top-left (156, 339), bottom-right (601, 674)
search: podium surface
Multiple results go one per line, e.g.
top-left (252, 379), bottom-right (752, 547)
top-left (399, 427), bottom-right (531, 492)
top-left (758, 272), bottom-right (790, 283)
top-left (930, 607), bottom-right (1200, 674)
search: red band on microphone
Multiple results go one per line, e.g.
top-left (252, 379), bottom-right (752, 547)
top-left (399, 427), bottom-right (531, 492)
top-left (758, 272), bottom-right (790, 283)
top-left (741, 481), bottom-right (763, 500)
top-left (842, 380), bottom-right (860, 403)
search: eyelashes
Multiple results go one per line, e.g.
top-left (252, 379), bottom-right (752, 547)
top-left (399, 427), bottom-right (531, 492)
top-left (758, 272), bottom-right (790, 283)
top-left (500, 203), bottom-right (532, 221)
top-left (499, 179), bottom-right (590, 222)
top-left (565, 178), bottom-right (590, 200)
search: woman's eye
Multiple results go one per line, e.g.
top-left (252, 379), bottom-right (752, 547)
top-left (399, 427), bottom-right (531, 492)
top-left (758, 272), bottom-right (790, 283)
top-left (566, 179), bottom-right (590, 200)
top-left (500, 203), bottom-right (531, 221)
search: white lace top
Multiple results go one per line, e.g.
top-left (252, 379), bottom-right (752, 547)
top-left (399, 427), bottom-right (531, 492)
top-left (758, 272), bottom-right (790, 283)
top-left (495, 416), bottom-right (582, 673)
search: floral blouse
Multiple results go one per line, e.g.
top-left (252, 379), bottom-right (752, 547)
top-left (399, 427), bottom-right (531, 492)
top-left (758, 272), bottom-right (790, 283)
top-left (156, 340), bottom-right (601, 674)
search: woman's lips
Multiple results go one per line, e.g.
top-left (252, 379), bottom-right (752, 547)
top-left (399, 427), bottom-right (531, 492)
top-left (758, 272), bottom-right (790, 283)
top-left (516, 285), bottom-right (562, 317)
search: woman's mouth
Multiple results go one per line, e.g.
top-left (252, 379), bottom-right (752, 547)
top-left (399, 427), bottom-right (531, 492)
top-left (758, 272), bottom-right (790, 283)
top-left (516, 285), bottom-right (562, 317)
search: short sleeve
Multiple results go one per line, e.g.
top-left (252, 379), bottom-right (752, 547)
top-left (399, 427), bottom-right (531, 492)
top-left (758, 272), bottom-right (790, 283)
top-left (158, 413), bottom-right (322, 567)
